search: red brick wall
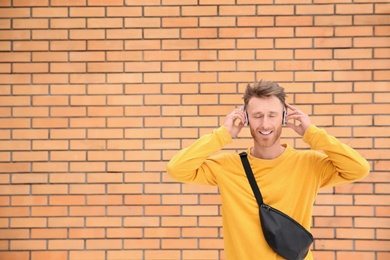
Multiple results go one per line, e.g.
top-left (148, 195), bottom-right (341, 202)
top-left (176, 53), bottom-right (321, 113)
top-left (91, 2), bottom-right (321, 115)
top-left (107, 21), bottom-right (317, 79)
top-left (0, 0), bottom-right (389, 260)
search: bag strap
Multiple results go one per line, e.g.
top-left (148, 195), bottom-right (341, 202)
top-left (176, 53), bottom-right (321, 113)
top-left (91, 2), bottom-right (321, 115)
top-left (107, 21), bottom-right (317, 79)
top-left (239, 152), bottom-right (264, 206)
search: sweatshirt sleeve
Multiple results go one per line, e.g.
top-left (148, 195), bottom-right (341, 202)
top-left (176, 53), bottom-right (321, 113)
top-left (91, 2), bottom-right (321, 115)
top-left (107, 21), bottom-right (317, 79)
top-left (166, 126), bottom-right (233, 186)
top-left (303, 125), bottom-right (370, 188)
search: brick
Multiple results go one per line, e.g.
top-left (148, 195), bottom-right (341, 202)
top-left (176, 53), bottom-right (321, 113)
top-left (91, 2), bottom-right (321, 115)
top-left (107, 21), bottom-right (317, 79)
top-left (355, 15), bottom-right (389, 25)
top-left (69, 251), bottom-right (104, 260)
top-left (311, 251), bottom-right (335, 260)
top-left (161, 239), bottom-right (198, 249)
top-left (11, 240), bottom-right (47, 250)
top-left (335, 26), bottom-right (373, 36)
top-left (238, 17), bottom-right (274, 27)
top-left (257, 29), bottom-right (294, 41)
top-left (354, 104), bottom-right (390, 115)
top-left (355, 37), bottom-right (390, 48)
top-left (0, 8), bottom-right (29, 18)
top-left (182, 6), bottom-right (216, 16)
top-left (123, 238), bottom-right (160, 249)
top-left (107, 250), bottom-right (143, 260)
top-left (276, 38), bottom-right (312, 49)
top-left (298, 4), bottom-right (334, 14)
top-left (144, 250), bottom-right (181, 260)
top-left (32, 29), bottom-right (68, 40)
top-left (315, 238), bottom-right (353, 250)
top-left (0, 52), bottom-right (30, 62)
top-left (70, 7), bottom-right (104, 17)
top-left (182, 250), bottom-right (219, 260)
top-left (70, 29), bottom-right (105, 40)
top-left (32, 206), bottom-right (68, 217)
top-left (356, 240), bottom-right (390, 251)
top-left (334, 71), bottom-right (372, 81)
top-left (334, 48), bottom-right (372, 59)
top-left (0, 207), bottom-right (29, 217)
top-left (276, 60), bottom-right (312, 71)
top-left (50, 0), bottom-right (86, 6)
top-left (87, 18), bottom-right (122, 29)
top-left (48, 240), bottom-right (84, 250)
top-left (317, 15), bottom-right (351, 26)
top-left (375, 70), bottom-right (390, 80)
top-left (354, 59), bottom-right (390, 70)
top-left (219, 5), bottom-right (255, 15)
top-left (375, 26), bottom-right (390, 37)
top-left (0, 141), bottom-right (30, 151)
top-left (13, 85), bottom-right (49, 95)
top-left (0, 19), bottom-right (10, 29)
top-left (51, 18), bottom-right (86, 28)
top-left (162, 17), bottom-right (198, 28)
top-left (90, 0), bottom-right (122, 7)
top-left (11, 217), bottom-right (47, 228)
top-left (162, 39), bottom-right (198, 50)
top-left (200, 17), bottom-right (236, 27)
top-left (125, 17), bottom-right (160, 28)
top-left (31, 252), bottom-right (67, 260)
top-left (355, 195), bottom-right (390, 206)
top-left (337, 251), bottom-right (376, 260)
top-left (334, 93), bottom-right (372, 103)
top-left (69, 228), bottom-right (104, 239)
top-left (103, 7), bottom-right (145, 17)
top-left (0, 74), bottom-right (31, 84)
top-left (0, 252), bottom-right (28, 260)
top-left (32, 162), bottom-right (68, 172)
top-left (374, 48), bottom-right (390, 60)
top-left (33, 52), bottom-right (67, 62)
top-left (221, 28), bottom-right (257, 39)
top-left (0, 118), bottom-right (30, 129)
top-left (276, 16), bottom-right (313, 26)
top-left (48, 217), bottom-right (84, 228)
top-left (182, 28), bottom-right (217, 39)
top-left (69, 51), bottom-right (105, 61)
top-left (33, 118), bottom-right (69, 128)
top-left (374, 136), bottom-right (390, 147)
top-left (33, 74), bottom-right (69, 84)
top-left (0, 63), bottom-right (10, 73)
top-left (13, 41), bottom-right (49, 51)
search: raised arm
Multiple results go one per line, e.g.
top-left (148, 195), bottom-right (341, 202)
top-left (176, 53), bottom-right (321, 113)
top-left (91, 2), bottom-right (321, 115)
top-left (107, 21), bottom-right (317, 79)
top-left (167, 106), bottom-right (247, 185)
top-left (304, 125), bottom-right (370, 187)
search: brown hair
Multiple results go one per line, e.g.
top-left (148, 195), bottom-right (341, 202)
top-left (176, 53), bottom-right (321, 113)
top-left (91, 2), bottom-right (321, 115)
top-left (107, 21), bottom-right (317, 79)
top-left (243, 80), bottom-right (286, 108)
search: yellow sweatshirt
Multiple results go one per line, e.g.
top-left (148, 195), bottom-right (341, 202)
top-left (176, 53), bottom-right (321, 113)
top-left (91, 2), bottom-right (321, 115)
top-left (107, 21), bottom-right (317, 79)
top-left (166, 125), bottom-right (370, 260)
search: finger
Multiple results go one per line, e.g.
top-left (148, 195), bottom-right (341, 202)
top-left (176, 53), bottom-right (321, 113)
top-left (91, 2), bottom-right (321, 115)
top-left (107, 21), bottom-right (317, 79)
top-left (286, 122), bottom-right (299, 131)
top-left (287, 114), bottom-right (303, 122)
top-left (285, 102), bottom-right (296, 111)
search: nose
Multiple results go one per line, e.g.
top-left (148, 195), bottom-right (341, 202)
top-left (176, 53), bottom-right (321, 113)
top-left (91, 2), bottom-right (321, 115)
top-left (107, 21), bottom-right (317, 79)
top-left (260, 116), bottom-right (271, 129)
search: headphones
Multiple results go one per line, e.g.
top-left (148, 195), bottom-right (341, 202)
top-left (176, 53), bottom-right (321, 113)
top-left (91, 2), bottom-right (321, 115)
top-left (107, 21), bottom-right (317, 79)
top-left (242, 104), bottom-right (288, 126)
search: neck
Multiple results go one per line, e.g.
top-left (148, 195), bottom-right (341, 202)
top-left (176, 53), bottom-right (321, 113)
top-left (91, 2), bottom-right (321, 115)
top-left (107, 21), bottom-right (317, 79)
top-left (251, 143), bottom-right (285, 160)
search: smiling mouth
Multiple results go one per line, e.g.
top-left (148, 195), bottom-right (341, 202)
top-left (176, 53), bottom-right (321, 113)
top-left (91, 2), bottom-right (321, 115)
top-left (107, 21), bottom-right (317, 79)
top-left (260, 131), bottom-right (273, 135)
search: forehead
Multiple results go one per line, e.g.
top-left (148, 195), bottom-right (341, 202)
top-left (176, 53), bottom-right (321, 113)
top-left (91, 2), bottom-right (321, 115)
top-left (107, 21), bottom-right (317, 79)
top-left (247, 96), bottom-right (284, 113)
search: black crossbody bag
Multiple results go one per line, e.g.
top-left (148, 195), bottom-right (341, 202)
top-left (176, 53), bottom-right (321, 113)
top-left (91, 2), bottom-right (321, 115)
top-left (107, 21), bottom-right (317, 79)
top-left (239, 152), bottom-right (314, 260)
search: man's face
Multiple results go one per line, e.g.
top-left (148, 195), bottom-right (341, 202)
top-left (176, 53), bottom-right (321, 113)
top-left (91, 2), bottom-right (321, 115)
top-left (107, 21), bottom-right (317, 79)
top-left (246, 96), bottom-right (284, 148)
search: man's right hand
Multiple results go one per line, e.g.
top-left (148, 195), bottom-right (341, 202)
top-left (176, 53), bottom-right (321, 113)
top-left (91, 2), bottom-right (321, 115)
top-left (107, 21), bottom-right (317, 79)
top-left (223, 107), bottom-right (246, 138)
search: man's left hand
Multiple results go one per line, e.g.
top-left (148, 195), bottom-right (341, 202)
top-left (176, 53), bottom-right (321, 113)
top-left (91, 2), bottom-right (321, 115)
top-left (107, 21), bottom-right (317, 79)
top-left (285, 103), bottom-right (312, 136)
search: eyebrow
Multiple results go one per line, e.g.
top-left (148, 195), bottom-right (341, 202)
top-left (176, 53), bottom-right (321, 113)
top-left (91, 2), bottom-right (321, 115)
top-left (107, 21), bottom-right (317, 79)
top-left (252, 111), bottom-right (279, 116)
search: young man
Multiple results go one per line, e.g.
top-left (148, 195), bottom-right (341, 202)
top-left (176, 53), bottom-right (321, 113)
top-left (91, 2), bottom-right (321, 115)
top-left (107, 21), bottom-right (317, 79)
top-left (166, 81), bottom-right (370, 260)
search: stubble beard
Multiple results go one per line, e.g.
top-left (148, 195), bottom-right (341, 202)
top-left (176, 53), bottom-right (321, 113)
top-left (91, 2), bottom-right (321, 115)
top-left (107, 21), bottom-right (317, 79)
top-left (250, 124), bottom-right (283, 148)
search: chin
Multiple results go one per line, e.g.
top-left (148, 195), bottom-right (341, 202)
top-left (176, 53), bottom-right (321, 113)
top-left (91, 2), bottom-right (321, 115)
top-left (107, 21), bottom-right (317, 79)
top-left (250, 127), bottom-right (282, 148)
